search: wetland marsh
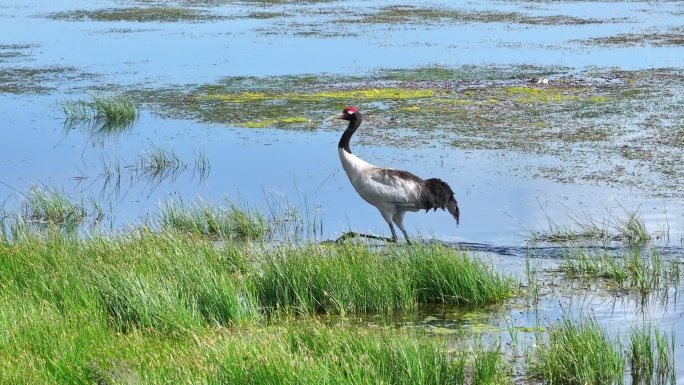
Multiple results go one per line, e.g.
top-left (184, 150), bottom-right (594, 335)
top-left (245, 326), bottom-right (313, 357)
top-left (2, 0), bottom-right (684, 383)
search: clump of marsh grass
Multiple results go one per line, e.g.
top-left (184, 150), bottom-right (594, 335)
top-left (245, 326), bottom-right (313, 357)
top-left (629, 325), bottom-right (676, 385)
top-left (263, 188), bottom-right (324, 242)
top-left (256, 243), bottom-right (512, 315)
top-left (469, 342), bottom-right (508, 384)
top-left (136, 145), bottom-right (187, 184)
top-left (560, 246), bottom-right (680, 294)
top-left (528, 314), bottom-right (625, 385)
top-left (406, 244), bottom-right (512, 306)
top-left (192, 148), bottom-right (210, 183)
top-left (62, 93), bottom-right (139, 131)
top-left (19, 185), bottom-right (103, 227)
top-left (155, 197), bottom-right (269, 240)
top-left (528, 200), bottom-right (650, 244)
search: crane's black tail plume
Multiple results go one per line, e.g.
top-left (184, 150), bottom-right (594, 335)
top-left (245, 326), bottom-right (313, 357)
top-left (421, 178), bottom-right (460, 225)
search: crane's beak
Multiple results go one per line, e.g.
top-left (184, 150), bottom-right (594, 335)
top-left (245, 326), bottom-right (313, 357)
top-left (325, 113), bottom-right (345, 121)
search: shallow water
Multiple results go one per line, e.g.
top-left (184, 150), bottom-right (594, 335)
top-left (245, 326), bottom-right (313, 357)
top-left (2, 0), bottom-right (684, 382)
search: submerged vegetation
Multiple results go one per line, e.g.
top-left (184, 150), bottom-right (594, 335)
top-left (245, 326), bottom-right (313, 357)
top-left (337, 5), bottom-right (616, 27)
top-left (0, 66), bottom-right (95, 94)
top-left (528, 201), bottom-right (650, 243)
top-left (133, 65), bottom-right (684, 199)
top-left (46, 7), bottom-right (228, 22)
top-left (581, 27), bottom-right (684, 47)
top-left (560, 246), bottom-right (681, 294)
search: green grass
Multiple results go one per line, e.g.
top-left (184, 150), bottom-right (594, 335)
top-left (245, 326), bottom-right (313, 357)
top-left (0, 226), bottom-right (509, 383)
top-left (136, 145), bottom-right (187, 182)
top-left (560, 246), bottom-right (681, 294)
top-left (63, 93), bottom-right (139, 127)
top-left (19, 185), bottom-right (102, 227)
top-left (628, 325), bottom-right (676, 385)
top-left (529, 202), bottom-right (650, 244)
top-left (528, 314), bottom-right (625, 385)
top-left (256, 243), bottom-right (512, 315)
top-left (0, 316), bottom-right (464, 384)
top-left (155, 197), bottom-right (269, 240)
top-left (528, 316), bottom-right (678, 385)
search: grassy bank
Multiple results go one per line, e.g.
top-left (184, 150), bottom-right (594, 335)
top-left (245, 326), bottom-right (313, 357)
top-left (0, 223), bottom-right (512, 382)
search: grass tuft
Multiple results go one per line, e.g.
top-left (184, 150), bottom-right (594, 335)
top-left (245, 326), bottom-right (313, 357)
top-left (560, 246), bottom-right (681, 294)
top-left (529, 314), bottom-right (625, 385)
top-left (136, 145), bottom-right (187, 184)
top-left (156, 197), bottom-right (269, 240)
top-left (256, 243), bottom-right (512, 315)
top-left (62, 93), bottom-right (139, 131)
top-left (629, 325), bottom-right (676, 385)
top-left (529, 201), bottom-right (650, 244)
top-left (20, 185), bottom-right (102, 227)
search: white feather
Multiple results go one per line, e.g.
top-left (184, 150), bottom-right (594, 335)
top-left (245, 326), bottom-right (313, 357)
top-left (339, 148), bottom-right (422, 212)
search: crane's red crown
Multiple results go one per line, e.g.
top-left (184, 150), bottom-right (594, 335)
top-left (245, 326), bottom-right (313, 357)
top-left (341, 106), bottom-right (358, 119)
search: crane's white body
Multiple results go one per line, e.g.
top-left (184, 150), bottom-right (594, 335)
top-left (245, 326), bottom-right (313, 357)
top-left (338, 147), bottom-right (422, 239)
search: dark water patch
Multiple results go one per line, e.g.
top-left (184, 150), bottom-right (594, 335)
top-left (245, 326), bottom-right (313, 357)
top-left (580, 27), bottom-right (684, 47)
top-left (0, 66), bottom-right (97, 94)
top-left (339, 5), bottom-right (624, 27)
top-left (0, 43), bottom-right (35, 60)
top-left (247, 11), bottom-right (289, 19)
top-left (44, 7), bottom-right (230, 22)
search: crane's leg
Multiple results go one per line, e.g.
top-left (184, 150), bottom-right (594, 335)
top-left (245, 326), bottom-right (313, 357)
top-left (387, 223), bottom-right (399, 242)
top-left (392, 211), bottom-right (412, 245)
top-left (379, 209), bottom-right (399, 242)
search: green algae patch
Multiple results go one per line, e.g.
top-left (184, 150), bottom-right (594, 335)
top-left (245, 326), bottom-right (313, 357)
top-left (202, 92), bottom-right (269, 103)
top-left (133, 65), bottom-right (684, 198)
top-left (580, 27), bottom-right (684, 47)
top-left (502, 86), bottom-right (582, 103)
top-left (0, 66), bottom-right (97, 94)
top-left (46, 7), bottom-right (228, 22)
top-left (0, 44), bottom-right (35, 60)
top-left (239, 117), bottom-right (310, 128)
top-left (247, 11), bottom-right (289, 19)
top-left (200, 88), bottom-right (434, 103)
top-left (339, 5), bottom-right (620, 27)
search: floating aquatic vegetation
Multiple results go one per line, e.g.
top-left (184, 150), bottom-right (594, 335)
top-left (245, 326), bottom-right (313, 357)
top-left (45, 7), bottom-right (228, 23)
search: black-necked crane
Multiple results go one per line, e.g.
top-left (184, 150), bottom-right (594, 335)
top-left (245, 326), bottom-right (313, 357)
top-left (331, 106), bottom-right (460, 244)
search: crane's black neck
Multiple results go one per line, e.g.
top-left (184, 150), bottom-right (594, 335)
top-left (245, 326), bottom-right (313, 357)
top-left (338, 112), bottom-right (362, 154)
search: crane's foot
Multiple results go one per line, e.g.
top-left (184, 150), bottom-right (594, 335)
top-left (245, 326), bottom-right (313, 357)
top-left (334, 231), bottom-right (396, 244)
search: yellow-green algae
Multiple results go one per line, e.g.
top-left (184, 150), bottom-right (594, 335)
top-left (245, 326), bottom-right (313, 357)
top-left (136, 66), bottom-right (684, 199)
top-left (239, 117), bottom-right (309, 128)
top-left (502, 86), bottom-right (583, 103)
top-left (200, 88), bottom-right (435, 103)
